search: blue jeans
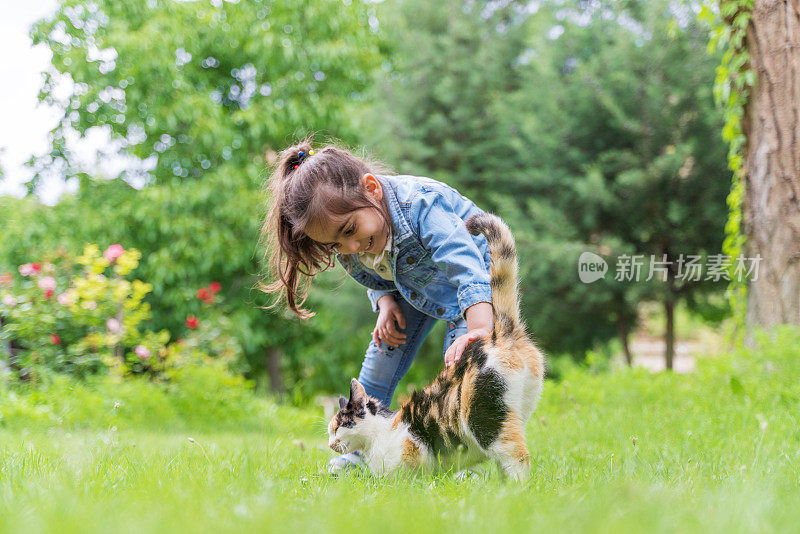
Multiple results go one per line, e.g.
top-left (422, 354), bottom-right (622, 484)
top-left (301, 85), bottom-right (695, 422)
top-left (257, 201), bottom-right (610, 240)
top-left (357, 296), bottom-right (468, 407)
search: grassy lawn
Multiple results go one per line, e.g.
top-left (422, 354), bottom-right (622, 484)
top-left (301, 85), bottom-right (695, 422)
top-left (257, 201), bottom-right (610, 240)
top-left (1, 327), bottom-right (799, 533)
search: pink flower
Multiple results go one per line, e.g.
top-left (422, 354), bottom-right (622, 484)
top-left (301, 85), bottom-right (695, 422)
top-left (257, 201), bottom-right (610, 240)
top-left (134, 345), bottom-right (151, 359)
top-left (2, 294), bottom-right (17, 307)
top-left (38, 276), bottom-right (56, 291)
top-left (51, 334), bottom-right (61, 345)
top-left (19, 263), bottom-right (42, 277)
top-left (0, 273), bottom-right (12, 286)
top-left (57, 292), bottom-right (76, 306)
top-left (106, 318), bottom-right (122, 334)
top-left (103, 244), bottom-right (125, 263)
top-left (185, 316), bottom-right (199, 329)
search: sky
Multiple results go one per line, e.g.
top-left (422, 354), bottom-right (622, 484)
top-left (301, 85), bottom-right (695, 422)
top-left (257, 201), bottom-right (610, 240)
top-left (0, 0), bottom-right (77, 205)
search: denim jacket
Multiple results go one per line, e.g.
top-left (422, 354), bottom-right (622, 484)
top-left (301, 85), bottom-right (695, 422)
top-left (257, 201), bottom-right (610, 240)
top-left (336, 174), bottom-right (492, 321)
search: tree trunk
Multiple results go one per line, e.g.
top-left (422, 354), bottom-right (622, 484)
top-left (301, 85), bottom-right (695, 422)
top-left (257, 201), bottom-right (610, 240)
top-left (266, 347), bottom-right (284, 398)
top-left (616, 303), bottom-right (633, 366)
top-left (743, 0), bottom-right (800, 330)
top-left (664, 299), bottom-right (675, 371)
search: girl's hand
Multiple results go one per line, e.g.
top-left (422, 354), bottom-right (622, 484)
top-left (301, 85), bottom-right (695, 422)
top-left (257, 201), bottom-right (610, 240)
top-left (373, 296), bottom-right (407, 348)
top-left (444, 328), bottom-right (491, 368)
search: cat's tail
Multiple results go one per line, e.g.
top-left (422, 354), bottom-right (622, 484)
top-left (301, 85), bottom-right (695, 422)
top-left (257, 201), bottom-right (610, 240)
top-left (465, 213), bottom-right (523, 341)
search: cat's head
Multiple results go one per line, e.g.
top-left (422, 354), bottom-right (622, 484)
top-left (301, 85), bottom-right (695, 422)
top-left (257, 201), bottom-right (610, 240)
top-left (328, 378), bottom-right (387, 453)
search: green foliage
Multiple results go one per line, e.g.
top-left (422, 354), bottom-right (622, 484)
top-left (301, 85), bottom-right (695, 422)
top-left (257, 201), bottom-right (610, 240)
top-left (1, 327), bottom-right (799, 531)
top-left (0, 164), bottom-right (336, 393)
top-left (9, 0), bottom-right (740, 393)
top-left (0, 363), bottom-right (259, 431)
top-left (29, 0), bottom-right (383, 189)
top-left (542, 0), bottom-right (729, 315)
top-left (18, 0), bottom-right (389, 394)
top-left (700, 0), bottom-right (755, 335)
top-left (370, 0), bottom-right (730, 358)
top-left (367, 0), bottom-right (621, 355)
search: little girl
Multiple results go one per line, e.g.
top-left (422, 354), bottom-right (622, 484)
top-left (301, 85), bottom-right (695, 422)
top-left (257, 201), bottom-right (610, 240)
top-left (261, 140), bottom-right (494, 472)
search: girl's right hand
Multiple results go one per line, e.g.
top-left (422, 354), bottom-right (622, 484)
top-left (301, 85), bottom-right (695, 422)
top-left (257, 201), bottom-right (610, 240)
top-left (373, 295), bottom-right (407, 348)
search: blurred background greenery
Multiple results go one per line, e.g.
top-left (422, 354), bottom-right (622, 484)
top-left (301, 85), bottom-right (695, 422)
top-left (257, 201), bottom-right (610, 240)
top-left (1, 0), bottom-right (733, 403)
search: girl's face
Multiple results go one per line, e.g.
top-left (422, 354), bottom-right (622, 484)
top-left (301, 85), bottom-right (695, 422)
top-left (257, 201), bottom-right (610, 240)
top-left (305, 174), bottom-right (390, 255)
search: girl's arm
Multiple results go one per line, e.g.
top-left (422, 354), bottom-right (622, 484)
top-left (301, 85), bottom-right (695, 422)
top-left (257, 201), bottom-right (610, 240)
top-left (465, 301), bottom-right (493, 333)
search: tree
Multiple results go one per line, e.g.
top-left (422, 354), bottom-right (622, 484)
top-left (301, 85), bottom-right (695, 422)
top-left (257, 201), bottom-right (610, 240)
top-left (371, 0), bottom-right (729, 368)
top-left (538, 1), bottom-right (731, 369)
top-left (367, 0), bottom-right (630, 360)
top-left (738, 0), bottom-right (800, 328)
top-left (30, 0), bottom-right (382, 190)
top-left (22, 0), bottom-right (384, 394)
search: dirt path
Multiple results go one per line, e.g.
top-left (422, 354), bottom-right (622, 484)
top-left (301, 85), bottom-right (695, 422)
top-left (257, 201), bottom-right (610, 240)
top-left (623, 336), bottom-right (702, 373)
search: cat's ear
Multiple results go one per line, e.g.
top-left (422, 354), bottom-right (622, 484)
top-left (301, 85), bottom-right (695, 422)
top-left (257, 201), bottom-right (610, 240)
top-left (349, 378), bottom-right (367, 408)
top-left (338, 396), bottom-right (348, 410)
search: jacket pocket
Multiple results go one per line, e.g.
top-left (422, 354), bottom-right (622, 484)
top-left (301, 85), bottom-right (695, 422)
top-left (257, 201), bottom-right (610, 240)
top-left (396, 242), bottom-right (435, 286)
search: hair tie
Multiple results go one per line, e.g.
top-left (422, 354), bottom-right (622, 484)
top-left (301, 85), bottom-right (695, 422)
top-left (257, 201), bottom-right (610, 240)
top-left (294, 149), bottom-right (315, 170)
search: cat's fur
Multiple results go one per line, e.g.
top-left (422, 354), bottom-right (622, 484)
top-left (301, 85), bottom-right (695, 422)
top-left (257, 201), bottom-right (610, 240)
top-left (328, 213), bottom-right (545, 481)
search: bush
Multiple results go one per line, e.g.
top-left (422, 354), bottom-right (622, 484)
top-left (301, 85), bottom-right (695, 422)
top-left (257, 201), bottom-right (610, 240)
top-left (0, 361), bottom-right (262, 432)
top-left (0, 244), bottom-right (245, 381)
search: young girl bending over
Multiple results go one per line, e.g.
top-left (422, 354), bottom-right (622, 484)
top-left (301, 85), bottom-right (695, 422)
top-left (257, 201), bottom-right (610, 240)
top-left (261, 140), bottom-right (494, 473)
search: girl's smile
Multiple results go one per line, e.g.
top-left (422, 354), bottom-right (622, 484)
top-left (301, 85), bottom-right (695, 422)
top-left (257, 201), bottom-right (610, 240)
top-left (304, 174), bottom-right (390, 255)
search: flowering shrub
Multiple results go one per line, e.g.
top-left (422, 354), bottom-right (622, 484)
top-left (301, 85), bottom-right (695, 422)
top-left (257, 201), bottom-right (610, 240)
top-left (0, 244), bottom-right (248, 383)
top-left (0, 244), bottom-right (170, 378)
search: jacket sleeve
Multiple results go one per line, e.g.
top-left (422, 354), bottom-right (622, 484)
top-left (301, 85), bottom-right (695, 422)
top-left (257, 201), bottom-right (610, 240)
top-left (367, 288), bottom-right (400, 313)
top-left (410, 191), bottom-right (492, 316)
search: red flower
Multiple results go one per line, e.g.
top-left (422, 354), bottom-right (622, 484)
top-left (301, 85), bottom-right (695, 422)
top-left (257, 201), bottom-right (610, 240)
top-left (50, 334), bottom-right (61, 345)
top-left (209, 281), bottom-right (221, 293)
top-left (196, 288), bottom-right (215, 304)
top-left (43, 289), bottom-right (54, 299)
top-left (31, 263), bottom-right (42, 274)
top-left (185, 316), bottom-right (199, 329)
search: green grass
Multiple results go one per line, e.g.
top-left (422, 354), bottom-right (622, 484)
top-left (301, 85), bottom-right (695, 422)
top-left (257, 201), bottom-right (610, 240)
top-left (1, 327), bottom-right (799, 533)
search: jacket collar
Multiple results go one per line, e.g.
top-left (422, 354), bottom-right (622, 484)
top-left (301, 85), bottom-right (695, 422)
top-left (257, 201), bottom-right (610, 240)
top-left (377, 175), bottom-right (413, 245)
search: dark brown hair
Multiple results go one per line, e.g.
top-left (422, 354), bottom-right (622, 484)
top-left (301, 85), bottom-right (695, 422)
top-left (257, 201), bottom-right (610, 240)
top-left (258, 137), bottom-right (393, 318)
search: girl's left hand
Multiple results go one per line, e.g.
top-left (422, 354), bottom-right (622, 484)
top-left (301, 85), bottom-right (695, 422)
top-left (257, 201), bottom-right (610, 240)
top-left (444, 328), bottom-right (491, 368)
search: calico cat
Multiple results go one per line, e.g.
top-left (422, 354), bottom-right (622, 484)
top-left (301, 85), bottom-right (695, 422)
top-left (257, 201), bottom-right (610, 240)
top-left (327, 213), bottom-right (545, 481)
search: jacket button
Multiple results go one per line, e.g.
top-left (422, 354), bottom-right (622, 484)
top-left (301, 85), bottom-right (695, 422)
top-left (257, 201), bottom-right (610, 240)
top-left (410, 292), bottom-right (418, 300)
top-left (406, 256), bottom-right (415, 265)
top-left (436, 307), bottom-right (445, 315)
